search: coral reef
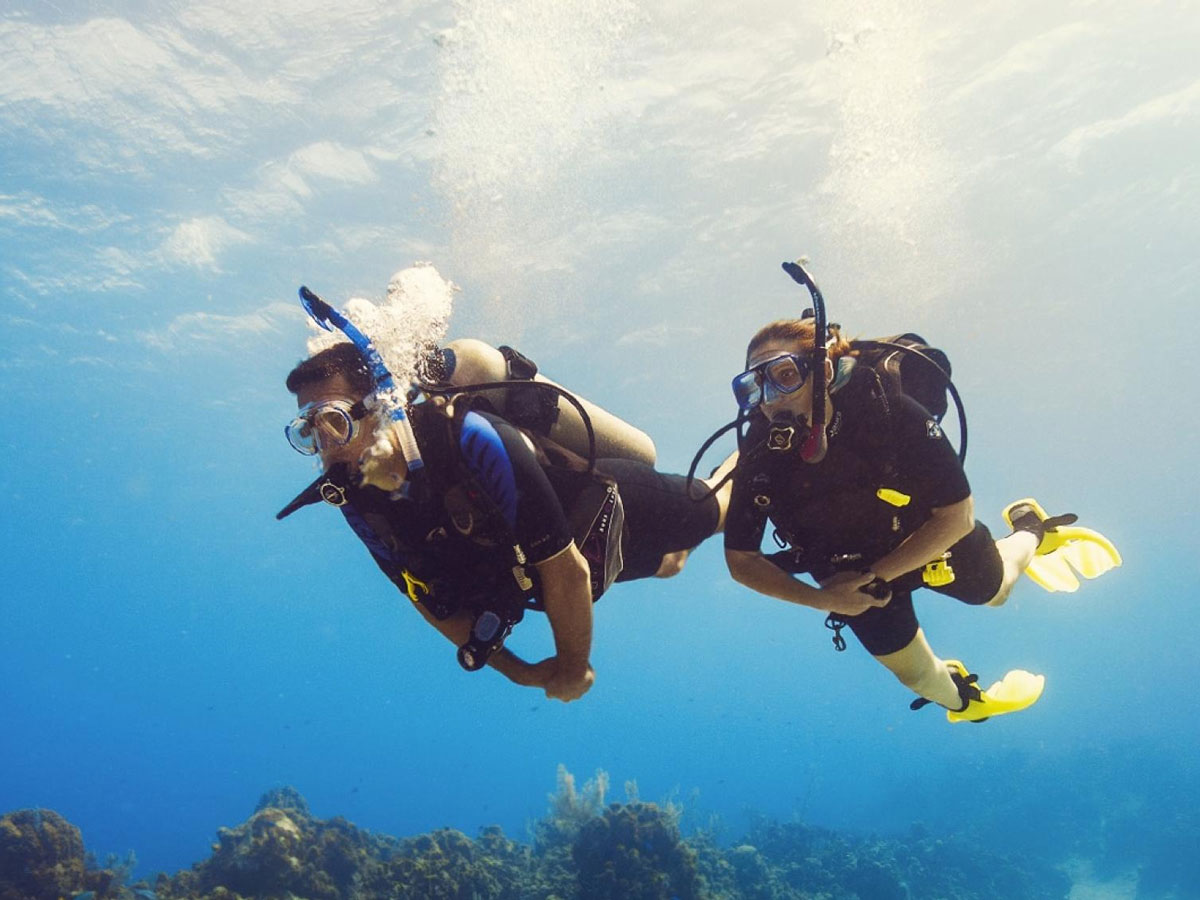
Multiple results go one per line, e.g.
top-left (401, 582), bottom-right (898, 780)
top-left (156, 788), bottom-right (396, 900)
top-left (0, 808), bottom-right (124, 900)
top-left (719, 817), bottom-right (1073, 900)
top-left (373, 826), bottom-right (525, 900)
top-left (8, 766), bottom-right (1186, 899)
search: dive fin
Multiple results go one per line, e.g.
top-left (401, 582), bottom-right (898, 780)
top-left (1002, 498), bottom-right (1122, 593)
top-left (944, 660), bottom-right (1045, 724)
top-left (1024, 550), bottom-right (1082, 592)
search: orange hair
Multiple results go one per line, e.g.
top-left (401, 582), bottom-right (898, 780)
top-left (746, 319), bottom-right (855, 366)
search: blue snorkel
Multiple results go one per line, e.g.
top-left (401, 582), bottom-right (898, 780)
top-left (780, 260), bottom-right (829, 464)
top-left (297, 285), bottom-right (425, 477)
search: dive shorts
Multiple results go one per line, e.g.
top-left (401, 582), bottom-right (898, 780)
top-left (594, 458), bottom-right (722, 582)
top-left (842, 521), bottom-right (1005, 656)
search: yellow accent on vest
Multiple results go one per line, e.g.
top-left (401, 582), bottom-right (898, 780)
top-left (876, 487), bottom-right (911, 507)
top-left (400, 569), bottom-right (431, 604)
top-left (922, 556), bottom-right (956, 587)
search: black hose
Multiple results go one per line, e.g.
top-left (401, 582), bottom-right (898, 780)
top-left (684, 417), bottom-right (741, 503)
top-left (417, 378), bottom-right (600, 474)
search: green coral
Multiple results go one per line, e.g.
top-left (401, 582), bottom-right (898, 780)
top-left (572, 801), bottom-right (700, 900)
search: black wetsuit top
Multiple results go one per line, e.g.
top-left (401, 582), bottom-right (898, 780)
top-left (725, 365), bottom-right (970, 568)
top-left (724, 365), bottom-right (994, 655)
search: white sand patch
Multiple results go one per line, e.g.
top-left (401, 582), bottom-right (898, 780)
top-left (1062, 857), bottom-right (1139, 900)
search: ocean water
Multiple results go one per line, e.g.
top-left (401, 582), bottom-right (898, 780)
top-left (1, 1), bottom-right (1197, 897)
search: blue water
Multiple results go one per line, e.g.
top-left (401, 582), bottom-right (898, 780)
top-left (2, 1), bottom-right (1198, 896)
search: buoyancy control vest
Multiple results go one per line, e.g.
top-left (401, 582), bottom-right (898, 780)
top-left (278, 397), bottom-right (625, 668)
top-left (736, 361), bottom-right (937, 576)
top-left (367, 401), bottom-right (625, 598)
top-left (848, 332), bottom-right (953, 423)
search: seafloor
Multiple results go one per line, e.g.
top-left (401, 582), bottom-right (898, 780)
top-left (0, 767), bottom-right (1192, 900)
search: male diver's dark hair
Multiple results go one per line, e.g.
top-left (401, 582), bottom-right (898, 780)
top-left (285, 342), bottom-right (375, 397)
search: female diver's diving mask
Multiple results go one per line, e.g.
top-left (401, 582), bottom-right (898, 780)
top-left (731, 353), bottom-right (813, 410)
top-left (286, 399), bottom-right (369, 455)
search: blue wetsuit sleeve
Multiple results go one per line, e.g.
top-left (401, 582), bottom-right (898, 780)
top-left (890, 394), bottom-right (971, 508)
top-left (459, 411), bottom-right (575, 564)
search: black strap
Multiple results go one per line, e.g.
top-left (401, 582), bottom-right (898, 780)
top-left (910, 668), bottom-right (982, 712)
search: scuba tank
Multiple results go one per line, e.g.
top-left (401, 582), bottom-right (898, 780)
top-left (427, 338), bottom-right (657, 467)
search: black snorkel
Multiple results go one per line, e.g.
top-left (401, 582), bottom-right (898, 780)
top-left (780, 260), bottom-right (829, 464)
top-left (683, 259), bottom-right (832, 499)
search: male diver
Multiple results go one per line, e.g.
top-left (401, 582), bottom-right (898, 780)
top-left (278, 290), bottom-right (732, 703)
top-left (718, 262), bottom-right (1120, 723)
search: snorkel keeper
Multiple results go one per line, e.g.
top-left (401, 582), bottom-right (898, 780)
top-left (780, 260), bottom-right (828, 464)
top-left (297, 285), bottom-right (425, 479)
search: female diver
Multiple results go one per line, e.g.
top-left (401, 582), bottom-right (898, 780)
top-left (721, 281), bottom-right (1120, 722)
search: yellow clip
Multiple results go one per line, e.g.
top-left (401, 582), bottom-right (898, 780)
top-left (922, 556), bottom-right (955, 587)
top-left (876, 488), bottom-right (911, 507)
top-left (400, 569), bottom-right (431, 604)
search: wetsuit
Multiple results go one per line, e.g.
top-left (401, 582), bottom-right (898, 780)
top-left (724, 365), bottom-right (1003, 656)
top-left (341, 409), bottom-right (720, 619)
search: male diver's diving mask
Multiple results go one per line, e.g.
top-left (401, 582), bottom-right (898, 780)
top-left (285, 399), bottom-right (369, 456)
top-left (731, 353), bottom-right (813, 411)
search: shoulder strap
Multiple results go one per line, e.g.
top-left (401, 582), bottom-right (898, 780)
top-left (829, 363), bottom-right (900, 482)
top-left (851, 333), bottom-right (952, 420)
top-left (456, 407), bottom-right (520, 529)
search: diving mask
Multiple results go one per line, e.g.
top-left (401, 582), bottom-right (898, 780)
top-left (732, 353), bottom-right (813, 411)
top-left (286, 399), bottom-right (369, 455)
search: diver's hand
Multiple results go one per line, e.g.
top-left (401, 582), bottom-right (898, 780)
top-left (817, 570), bottom-right (892, 616)
top-left (529, 656), bottom-right (595, 702)
top-left (356, 423), bottom-right (408, 490)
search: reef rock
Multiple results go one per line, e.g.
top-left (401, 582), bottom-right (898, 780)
top-left (158, 789), bottom-right (390, 900)
top-left (373, 826), bottom-right (524, 900)
top-left (0, 808), bottom-right (118, 900)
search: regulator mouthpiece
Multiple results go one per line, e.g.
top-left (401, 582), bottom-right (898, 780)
top-left (800, 425), bottom-right (828, 463)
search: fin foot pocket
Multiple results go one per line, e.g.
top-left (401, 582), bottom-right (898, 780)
top-left (944, 661), bottom-right (1045, 723)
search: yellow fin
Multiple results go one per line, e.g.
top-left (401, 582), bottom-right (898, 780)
top-left (1056, 528), bottom-right (1122, 577)
top-left (947, 668), bottom-right (1045, 723)
top-left (1025, 552), bottom-right (1081, 593)
top-left (1003, 498), bottom-right (1122, 593)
